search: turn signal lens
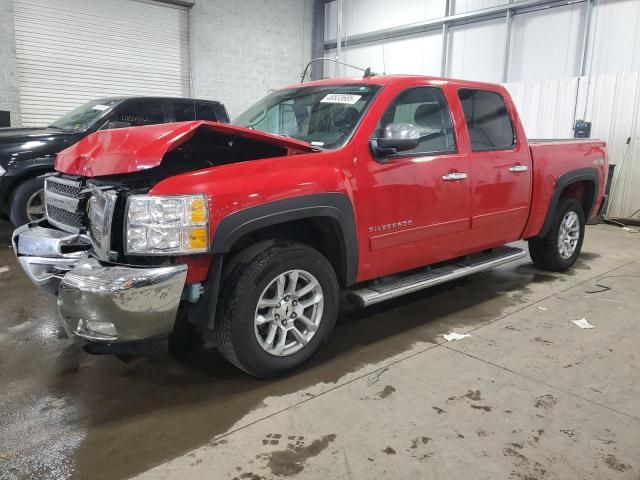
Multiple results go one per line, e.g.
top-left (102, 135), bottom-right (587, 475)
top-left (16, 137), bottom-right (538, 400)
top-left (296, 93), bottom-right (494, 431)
top-left (185, 226), bottom-right (208, 250)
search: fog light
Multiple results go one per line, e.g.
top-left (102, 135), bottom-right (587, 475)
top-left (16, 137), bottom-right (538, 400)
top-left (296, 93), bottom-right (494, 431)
top-left (76, 319), bottom-right (117, 338)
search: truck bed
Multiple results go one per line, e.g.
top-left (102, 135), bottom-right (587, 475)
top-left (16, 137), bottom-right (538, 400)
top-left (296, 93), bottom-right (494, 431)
top-left (522, 138), bottom-right (607, 239)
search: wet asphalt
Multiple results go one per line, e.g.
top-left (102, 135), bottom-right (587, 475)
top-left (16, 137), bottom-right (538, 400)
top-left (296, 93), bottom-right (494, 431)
top-left (0, 221), bottom-right (639, 479)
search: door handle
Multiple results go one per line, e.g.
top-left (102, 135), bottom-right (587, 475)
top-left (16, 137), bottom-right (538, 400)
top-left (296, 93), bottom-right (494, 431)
top-left (442, 172), bottom-right (468, 181)
top-left (509, 164), bottom-right (529, 173)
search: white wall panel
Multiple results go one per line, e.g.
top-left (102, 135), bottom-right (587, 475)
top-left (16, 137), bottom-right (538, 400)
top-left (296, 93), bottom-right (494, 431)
top-left (586, 0), bottom-right (640, 76)
top-left (324, 0), bottom-right (446, 41)
top-left (447, 19), bottom-right (506, 82)
top-left (508, 3), bottom-right (586, 82)
top-left (453, 0), bottom-right (508, 15)
top-left (576, 72), bottom-right (640, 217)
top-left (503, 78), bottom-right (578, 138)
top-left (325, 31), bottom-right (443, 77)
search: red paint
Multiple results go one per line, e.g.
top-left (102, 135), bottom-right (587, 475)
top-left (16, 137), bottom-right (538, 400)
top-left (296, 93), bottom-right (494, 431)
top-left (54, 75), bottom-right (608, 285)
top-left (55, 121), bottom-right (313, 177)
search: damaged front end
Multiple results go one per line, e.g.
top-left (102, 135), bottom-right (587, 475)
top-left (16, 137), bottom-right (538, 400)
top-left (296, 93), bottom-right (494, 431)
top-left (13, 121), bottom-right (315, 353)
top-left (13, 175), bottom-right (187, 352)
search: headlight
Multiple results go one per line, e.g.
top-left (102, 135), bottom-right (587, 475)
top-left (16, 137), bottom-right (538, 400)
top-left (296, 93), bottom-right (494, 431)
top-left (0, 165), bottom-right (6, 176)
top-left (125, 194), bottom-right (209, 255)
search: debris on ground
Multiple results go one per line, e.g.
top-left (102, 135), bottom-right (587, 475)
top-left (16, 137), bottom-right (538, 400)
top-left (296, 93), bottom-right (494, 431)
top-left (572, 318), bottom-right (595, 329)
top-left (537, 306), bottom-right (548, 311)
top-left (0, 266), bottom-right (10, 274)
top-left (366, 367), bottom-right (389, 386)
top-left (443, 332), bottom-right (471, 342)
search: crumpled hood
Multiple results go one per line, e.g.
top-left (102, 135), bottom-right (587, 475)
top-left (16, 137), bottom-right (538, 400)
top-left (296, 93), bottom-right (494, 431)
top-left (54, 121), bottom-right (315, 177)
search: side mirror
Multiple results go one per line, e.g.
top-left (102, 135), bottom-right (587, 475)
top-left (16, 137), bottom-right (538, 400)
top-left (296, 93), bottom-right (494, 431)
top-left (370, 123), bottom-right (420, 157)
top-left (104, 120), bottom-right (131, 130)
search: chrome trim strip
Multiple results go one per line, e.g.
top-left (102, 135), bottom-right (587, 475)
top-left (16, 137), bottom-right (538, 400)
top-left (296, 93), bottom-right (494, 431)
top-left (87, 189), bottom-right (117, 261)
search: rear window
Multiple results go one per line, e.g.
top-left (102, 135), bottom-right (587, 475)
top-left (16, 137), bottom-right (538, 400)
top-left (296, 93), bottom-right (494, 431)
top-left (458, 89), bottom-right (515, 151)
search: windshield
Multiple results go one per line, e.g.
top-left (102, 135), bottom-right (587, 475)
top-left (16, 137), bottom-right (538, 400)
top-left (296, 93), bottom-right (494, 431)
top-left (233, 84), bottom-right (380, 149)
top-left (49, 99), bottom-right (121, 132)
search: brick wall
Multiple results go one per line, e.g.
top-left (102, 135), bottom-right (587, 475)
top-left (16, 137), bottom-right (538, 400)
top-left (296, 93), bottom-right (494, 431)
top-left (189, 0), bottom-right (315, 118)
top-left (0, 0), bottom-right (21, 127)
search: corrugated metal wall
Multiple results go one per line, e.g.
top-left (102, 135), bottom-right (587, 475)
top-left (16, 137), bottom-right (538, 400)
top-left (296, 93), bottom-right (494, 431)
top-left (324, 0), bottom-right (640, 219)
top-left (13, 0), bottom-right (190, 126)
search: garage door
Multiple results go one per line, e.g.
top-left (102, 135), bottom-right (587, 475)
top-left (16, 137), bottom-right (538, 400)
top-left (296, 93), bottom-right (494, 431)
top-left (13, 0), bottom-right (191, 127)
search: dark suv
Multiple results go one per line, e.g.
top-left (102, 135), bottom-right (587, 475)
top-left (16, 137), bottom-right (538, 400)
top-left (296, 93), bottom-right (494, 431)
top-left (0, 97), bottom-right (229, 225)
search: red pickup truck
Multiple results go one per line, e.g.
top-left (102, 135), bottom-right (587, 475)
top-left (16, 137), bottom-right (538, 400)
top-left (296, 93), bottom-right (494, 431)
top-left (13, 75), bottom-right (607, 378)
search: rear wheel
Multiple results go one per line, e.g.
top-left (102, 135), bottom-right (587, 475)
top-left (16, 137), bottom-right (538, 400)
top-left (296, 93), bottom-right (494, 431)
top-left (215, 241), bottom-right (339, 378)
top-left (529, 198), bottom-right (585, 272)
top-left (10, 177), bottom-right (46, 226)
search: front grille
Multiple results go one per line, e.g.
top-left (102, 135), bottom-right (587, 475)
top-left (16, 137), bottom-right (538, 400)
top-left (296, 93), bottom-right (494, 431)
top-left (45, 180), bottom-right (83, 198)
top-left (45, 177), bottom-right (85, 232)
top-left (46, 204), bottom-right (84, 228)
top-left (45, 176), bottom-right (117, 260)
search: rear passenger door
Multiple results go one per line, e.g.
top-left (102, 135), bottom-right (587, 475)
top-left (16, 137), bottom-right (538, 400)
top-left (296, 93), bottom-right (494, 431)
top-left (458, 88), bottom-right (532, 251)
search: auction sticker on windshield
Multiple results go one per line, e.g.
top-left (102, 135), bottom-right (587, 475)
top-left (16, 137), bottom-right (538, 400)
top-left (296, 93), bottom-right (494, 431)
top-left (92, 104), bottom-right (110, 111)
top-left (320, 93), bottom-right (362, 104)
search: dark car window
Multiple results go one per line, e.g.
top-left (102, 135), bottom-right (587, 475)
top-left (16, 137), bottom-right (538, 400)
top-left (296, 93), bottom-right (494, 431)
top-left (49, 99), bottom-right (120, 132)
top-left (458, 89), bottom-right (515, 151)
top-left (376, 87), bottom-right (456, 155)
top-left (114, 100), bottom-right (165, 127)
top-left (196, 102), bottom-right (224, 122)
top-left (172, 100), bottom-right (196, 122)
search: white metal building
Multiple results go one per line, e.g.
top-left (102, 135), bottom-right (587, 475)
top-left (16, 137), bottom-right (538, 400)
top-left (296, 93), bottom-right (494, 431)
top-left (324, 0), bottom-right (640, 218)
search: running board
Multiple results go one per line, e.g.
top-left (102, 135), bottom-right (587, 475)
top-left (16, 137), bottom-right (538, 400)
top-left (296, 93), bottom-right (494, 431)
top-left (347, 246), bottom-right (527, 307)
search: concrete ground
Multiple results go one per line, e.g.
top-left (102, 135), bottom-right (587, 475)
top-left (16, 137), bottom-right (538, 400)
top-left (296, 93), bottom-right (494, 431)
top-left (0, 222), bottom-right (639, 480)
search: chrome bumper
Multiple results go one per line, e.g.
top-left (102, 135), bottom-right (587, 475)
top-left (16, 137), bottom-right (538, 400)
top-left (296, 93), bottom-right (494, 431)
top-left (13, 222), bottom-right (188, 343)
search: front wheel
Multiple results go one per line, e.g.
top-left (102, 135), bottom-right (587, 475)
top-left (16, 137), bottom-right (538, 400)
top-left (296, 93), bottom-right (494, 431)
top-left (529, 198), bottom-right (585, 272)
top-left (215, 241), bottom-right (339, 378)
top-left (10, 176), bottom-right (46, 226)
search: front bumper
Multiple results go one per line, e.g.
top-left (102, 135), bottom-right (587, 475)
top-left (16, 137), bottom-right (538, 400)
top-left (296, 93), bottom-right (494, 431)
top-left (13, 222), bottom-right (188, 343)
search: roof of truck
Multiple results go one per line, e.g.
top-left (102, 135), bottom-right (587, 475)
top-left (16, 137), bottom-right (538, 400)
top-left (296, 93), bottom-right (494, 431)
top-left (283, 74), bottom-right (505, 91)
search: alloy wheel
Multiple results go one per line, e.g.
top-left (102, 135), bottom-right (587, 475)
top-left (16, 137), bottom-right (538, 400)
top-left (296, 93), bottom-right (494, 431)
top-left (254, 269), bottom-right (324, 357)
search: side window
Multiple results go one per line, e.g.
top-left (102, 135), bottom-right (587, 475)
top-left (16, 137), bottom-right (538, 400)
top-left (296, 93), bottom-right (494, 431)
top-left (458, 89), bottom-right (515, 151)
top-left (377, 87), bottom-right (456, 155)
top-left (195, 102), bottom-right (222, 121)
top-left (172, 100), bottom-right (195, 122)
top-left (115, 100), bottom-right (165, 126)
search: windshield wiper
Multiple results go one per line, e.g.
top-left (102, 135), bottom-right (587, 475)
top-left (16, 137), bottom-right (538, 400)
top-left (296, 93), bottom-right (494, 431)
top-left (47, 125), bottom-right (75, 133)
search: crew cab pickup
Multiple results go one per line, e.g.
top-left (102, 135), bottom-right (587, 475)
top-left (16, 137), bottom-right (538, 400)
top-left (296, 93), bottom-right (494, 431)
top-left (0, 97), bottom-right (229, 226)
top-left (13, 75), bottom-right (608, 378)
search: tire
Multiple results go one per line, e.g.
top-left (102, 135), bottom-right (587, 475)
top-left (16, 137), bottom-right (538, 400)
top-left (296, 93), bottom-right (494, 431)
top-left (10, 176), bottom-right (46, 226)
top-left (215, 241), bottom-right (339, 378)
top-left (528, 198), bottom-right (585, 272)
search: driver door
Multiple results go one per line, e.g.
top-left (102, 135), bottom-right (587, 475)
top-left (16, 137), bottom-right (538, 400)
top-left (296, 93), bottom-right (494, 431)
top-left (355, 86), bottom-right (471, 280)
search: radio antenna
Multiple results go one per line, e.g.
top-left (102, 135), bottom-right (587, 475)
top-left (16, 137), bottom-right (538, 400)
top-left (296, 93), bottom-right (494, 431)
top-left (300, 57), bottom-right (378, 83)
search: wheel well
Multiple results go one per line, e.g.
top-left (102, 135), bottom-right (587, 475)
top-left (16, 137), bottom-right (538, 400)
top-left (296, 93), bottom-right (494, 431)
top-left (559, 180), bottom-right (595, 217)
top-left (224, 217), bottom-right (348, 286)
top-left (2, 168), bottom-right (51, 210)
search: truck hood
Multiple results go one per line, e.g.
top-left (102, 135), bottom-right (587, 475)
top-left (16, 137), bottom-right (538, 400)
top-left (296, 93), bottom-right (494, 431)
top-left (54, 121), bottom-right (315, 177)
top-left (0, 127), bottom-right (73, 144)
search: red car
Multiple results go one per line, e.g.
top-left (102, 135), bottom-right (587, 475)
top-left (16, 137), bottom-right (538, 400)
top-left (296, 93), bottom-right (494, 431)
top-left (13, 75), bottom-right (608, 378)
